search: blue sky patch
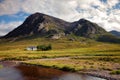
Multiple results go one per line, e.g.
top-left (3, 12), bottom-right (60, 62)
top-left (0, 11), bottom-right (29, 23)
top-left (113, 2), bottom-right (120, 9)
top-left (91, 5), bottom-right (99, 9)
top-left (75, 7), bottom-right (85, 13)
top-left (0, 0), bottom-right (4, 3)
top-left (100, 0), bottom-right (107, 4)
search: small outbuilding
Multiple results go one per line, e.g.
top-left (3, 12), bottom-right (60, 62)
top-left (26, 46), bottom-right (37, 51)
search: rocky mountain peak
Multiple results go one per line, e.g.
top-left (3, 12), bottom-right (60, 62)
top-left (3, 12), bottom-right (107, 39)
top-left (71, 18), bottom-right (106, 38)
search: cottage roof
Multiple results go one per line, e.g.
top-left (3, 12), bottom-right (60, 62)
top-left (27, 46), bottom-right (36, 48)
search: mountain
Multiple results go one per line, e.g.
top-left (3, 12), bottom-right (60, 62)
top-left (2, 12), bottom-right (119, 43)
top-left (110, 30), bottom-right (120, 37)
top-left (70, 19), bottom-right (107, 39)
top-left (3, 12), bottom-right (70, 39)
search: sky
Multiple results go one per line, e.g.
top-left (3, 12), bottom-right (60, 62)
top-left (0, 0), bottom-right (120, 36)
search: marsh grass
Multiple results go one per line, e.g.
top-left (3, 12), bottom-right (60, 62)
top-left (24, 57), bottom-right (119, 73)
top-left (0, 65), bottom-right (3, 69)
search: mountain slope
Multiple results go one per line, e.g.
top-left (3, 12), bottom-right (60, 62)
top-left (2, 12), bottom-right (119, 43)
top-left (110, 30), bottom-right (120, 37)
top-left (4, 12), bottom-right (70, 38)
top-left (70, 19), bottom-right (107, 38)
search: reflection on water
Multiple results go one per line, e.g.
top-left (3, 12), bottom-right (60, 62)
top-left (0, 67), bottom-right (23, 80)
top-left (0, 62), bottom-right (106, 80)
top-left (57, 73), bottom-right (106, 80)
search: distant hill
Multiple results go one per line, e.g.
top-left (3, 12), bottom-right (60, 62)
top-left (2, 12), bottom-right (120, 43)
top-left (110, 30), bottom-right (120, 37)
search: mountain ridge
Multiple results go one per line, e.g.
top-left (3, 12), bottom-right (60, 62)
top-left (70, 19), bottom-right (106, 38)
top-left (3, 12), bottom-right (70, 38)
top-left (110, 30), bottom-right (120, 37)
top-left (2, 12), bottom-right (120, 43)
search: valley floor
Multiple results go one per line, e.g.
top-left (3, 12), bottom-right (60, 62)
top-left (0, 38), bottom-right (120, 80)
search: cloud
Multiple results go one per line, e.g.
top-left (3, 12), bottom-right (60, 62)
top-left (0, 0), bottom-right (120, 36)
top-left (0, 0), bottom-right (21, 15)
top-left (0, 21), bottom-right (22, 36)
top-left (107, 0), bottom-right (120, 8)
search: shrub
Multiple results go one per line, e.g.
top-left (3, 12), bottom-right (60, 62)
top-left (110, 70), bottom-right (120, 75)
top-left (60, 66), bottom-right (75, 72)
top-left (37, 44), bottom-right (52, 51)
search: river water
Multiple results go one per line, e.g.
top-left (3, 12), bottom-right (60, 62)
top-left (0, 61), bottom-right (106, 80)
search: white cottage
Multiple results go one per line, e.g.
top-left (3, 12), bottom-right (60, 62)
top-left (26, 46), bottom-right (37, 51)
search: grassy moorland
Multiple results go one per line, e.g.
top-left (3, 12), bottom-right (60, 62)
top-left (0, 37), bottom-right (120, 76)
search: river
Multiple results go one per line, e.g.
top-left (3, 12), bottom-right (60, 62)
top-left (0, 61), bottom-right (106, 80)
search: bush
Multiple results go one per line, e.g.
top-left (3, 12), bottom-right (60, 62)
top-left (37, 44), bottom-right (52, 51)
top-left (110, 70), bottom-right (120, 75)
top-left (60, 66), bottom-right (75, 72)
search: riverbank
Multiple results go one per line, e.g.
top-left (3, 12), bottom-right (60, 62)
top-left (79, 71), bottom-right (120, 80)
top-left (0, 61), bottom-right (106, 80)
top-left (0, 56), bottom-right (120, 80)
top-left (12, 56), bottom-right (119, 80)
top-left (19, 62), bottom-right (119, 80)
